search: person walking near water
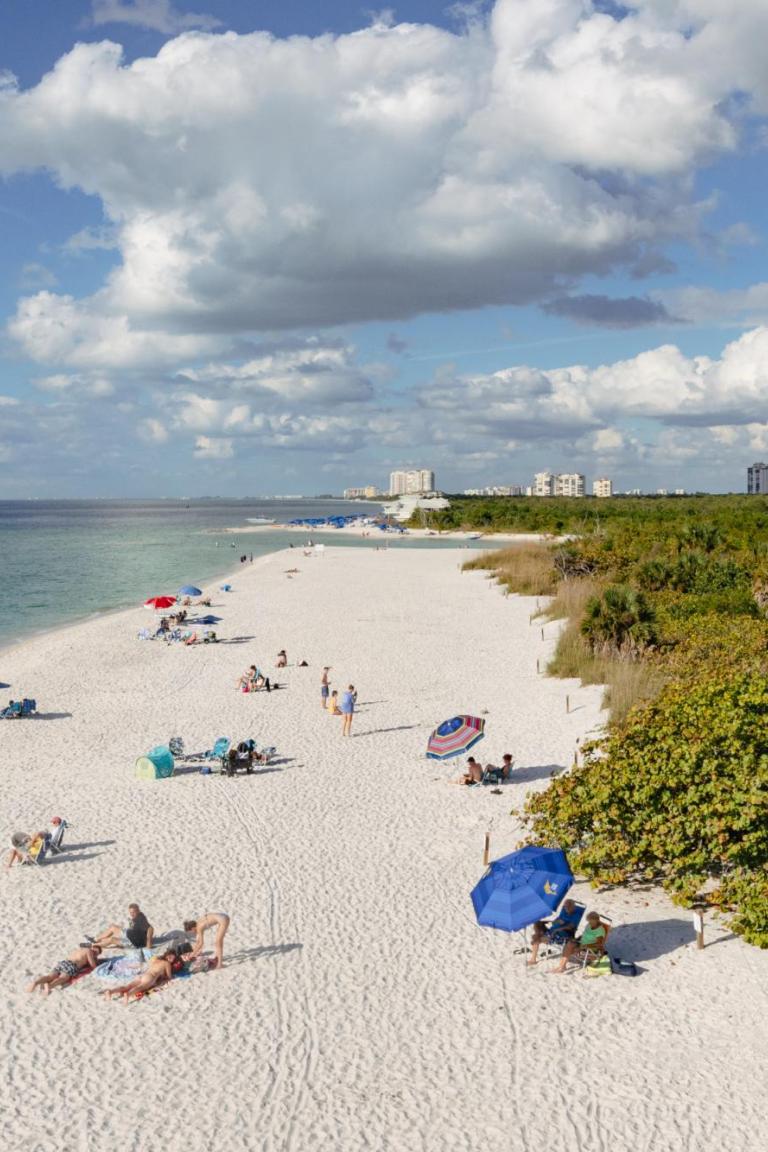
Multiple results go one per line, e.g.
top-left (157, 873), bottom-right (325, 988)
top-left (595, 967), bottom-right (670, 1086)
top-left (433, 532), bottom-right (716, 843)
top-left (340, 685), bottom-right (355, 736)
top-left (321, 666), bottom-right (330, 709)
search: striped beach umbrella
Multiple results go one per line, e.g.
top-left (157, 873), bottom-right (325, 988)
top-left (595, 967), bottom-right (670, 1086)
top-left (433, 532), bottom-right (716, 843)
top-left (426, 714), bottom-right (485, 760)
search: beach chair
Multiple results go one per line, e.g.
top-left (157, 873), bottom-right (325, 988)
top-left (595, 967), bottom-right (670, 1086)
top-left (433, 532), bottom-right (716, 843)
top-left (202, 737), bottom-right (230, 764)
top-left (538, 902), bottom-right (586, 958)
top-left (1, 700), bottom-right (23, 719)
top-left (253, 745), bottom-right (276, 766)
top-left (48, 819), bottom-right (68, 855)
top-left (20, 698), bottom-right (37, 717)
top-left (580, 916), bottom-right (613, 970)
top-left (13, 832), bottom-right (51, 866)
top-left (137, 627), bottom-right (153, 640)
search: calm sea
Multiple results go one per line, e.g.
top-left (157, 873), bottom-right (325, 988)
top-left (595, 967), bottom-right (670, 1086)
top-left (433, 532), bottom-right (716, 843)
top-left (0, 499), bottom-right (487, 650)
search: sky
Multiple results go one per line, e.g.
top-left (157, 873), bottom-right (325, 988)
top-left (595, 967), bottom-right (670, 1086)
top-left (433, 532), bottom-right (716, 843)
top-left (2, 1), bottom-right (768, 497)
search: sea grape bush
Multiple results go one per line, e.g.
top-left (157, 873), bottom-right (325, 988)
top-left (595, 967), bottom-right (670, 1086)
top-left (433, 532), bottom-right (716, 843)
top-left (456, 494), bottom-right (768, 944)
top-left (524, 676), bottom-right (768, 945)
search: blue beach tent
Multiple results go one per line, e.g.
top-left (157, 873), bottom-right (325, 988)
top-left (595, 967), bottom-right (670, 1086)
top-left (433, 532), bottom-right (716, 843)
top-left (471, 846), bottom-right (573, 936)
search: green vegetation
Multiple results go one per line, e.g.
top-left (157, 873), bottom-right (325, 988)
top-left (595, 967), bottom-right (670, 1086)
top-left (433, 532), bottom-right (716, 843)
top-left (457, 495), bottom-right (768, 945)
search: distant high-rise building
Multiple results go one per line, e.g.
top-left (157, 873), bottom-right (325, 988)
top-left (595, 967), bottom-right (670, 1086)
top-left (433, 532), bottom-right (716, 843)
top-left (554, 473), bottom-right (585, 497)
top-left (748, 463), bottom-right (768, 494)
top-left (533, 471), bottom-right (555, 497)
top-left (390, 469), bottom-right (435, 496)
top-left (344, 486), bottom-right (381, 500)
top-left (592, 477), bottom-right (613, 498)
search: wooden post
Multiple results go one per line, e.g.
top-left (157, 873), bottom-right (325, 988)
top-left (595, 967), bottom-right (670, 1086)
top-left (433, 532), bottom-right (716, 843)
top-left (536, 658), bottom-right (540, 674)
top-left (540, 627), bottom-right (545, 641)
top-left (692, 906), bottom-right (705, 949)
top-left (483, 832), bottom-right (490, 867)
top-left (573, 747), bottom-right (578, 767)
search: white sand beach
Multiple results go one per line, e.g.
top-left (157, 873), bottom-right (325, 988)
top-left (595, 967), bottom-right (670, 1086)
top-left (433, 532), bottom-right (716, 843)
top-left (1, 547), bottom-right (766, 1152)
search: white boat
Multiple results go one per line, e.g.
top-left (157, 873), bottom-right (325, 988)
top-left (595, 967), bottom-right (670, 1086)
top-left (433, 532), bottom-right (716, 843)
top-left (246, 517), bottom-right (276, 524)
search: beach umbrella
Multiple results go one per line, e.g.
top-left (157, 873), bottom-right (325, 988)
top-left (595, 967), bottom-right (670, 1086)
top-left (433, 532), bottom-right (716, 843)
top-left (471, 846), bottom-right (573, 936)
top-left (178, 585), bottom-right (202, 597)
top-left (426, 714), bottom-right (485, 760)
top-left (144, 596), bottom-right (176, 611)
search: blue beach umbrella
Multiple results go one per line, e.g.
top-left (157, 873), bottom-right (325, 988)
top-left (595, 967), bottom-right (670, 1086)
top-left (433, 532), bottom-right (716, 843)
top-left (471, 846), bottom-right (573, 938)
top-left (178, 585), bottom-right (202, 597)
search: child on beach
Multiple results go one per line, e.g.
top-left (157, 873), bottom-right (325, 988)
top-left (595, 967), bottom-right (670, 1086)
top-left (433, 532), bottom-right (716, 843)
top-left (328, 690), bottom-right (341, 715)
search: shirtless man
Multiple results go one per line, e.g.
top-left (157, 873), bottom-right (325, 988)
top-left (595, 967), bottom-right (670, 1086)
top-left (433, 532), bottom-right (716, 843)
top-left (27, 945), bottom-right (102, 996)
top-left (183, 912), bottom-right (230, 967)
top-left (103, 950), bottom-right (174, 1004)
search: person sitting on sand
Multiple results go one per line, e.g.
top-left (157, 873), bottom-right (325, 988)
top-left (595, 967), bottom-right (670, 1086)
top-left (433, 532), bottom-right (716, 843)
top-left (236, 665), bottom-right (258, 690)
top-left (183, 912), bottom-right (230, 967)
top-left (458, 757), bottom-right (484, 785)
top-left (327, 689), bottom-right (341, 715)
top-left (27, 944), bottom-right (102, 995)
top-left (500, 753), bottom-right (514, 779)
top-left (103, 950), bottom-right (174, 1003)
top-left (276, 649), bottom-right (287, 667)
top-left (91, 903), bottom-right (154, 951)
top-left (253, 668), bottom-right (271, 692)
top-left (527, 899), bottom-right (579, 966)
top-left (549, 912), bottom-right (607, 974)
top-left (6, 830), bottom-right (48, 869)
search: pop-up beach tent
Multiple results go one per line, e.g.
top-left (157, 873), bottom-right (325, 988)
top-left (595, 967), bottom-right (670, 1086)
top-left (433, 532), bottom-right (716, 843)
top-left (135, 745), bottom-right (175, 780)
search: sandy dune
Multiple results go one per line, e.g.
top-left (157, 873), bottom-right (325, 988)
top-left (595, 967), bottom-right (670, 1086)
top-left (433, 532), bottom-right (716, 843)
top-left (1, 548), bottom-right (766, 1152)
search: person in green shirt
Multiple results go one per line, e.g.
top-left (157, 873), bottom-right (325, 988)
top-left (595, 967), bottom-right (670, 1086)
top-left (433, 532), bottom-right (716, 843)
top-left (550, 911), bottom-right (607, 973)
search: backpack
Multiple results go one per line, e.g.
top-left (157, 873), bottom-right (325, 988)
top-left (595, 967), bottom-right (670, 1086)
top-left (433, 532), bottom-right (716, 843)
top-left (609, 956), bottom-right (640, 977)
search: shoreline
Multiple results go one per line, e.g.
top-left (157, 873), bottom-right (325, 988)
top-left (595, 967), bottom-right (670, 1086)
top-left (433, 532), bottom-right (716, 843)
top-left (223, 523), bottom-right (557, 542)
top-left (2, 546), bottom-right (765, 1150)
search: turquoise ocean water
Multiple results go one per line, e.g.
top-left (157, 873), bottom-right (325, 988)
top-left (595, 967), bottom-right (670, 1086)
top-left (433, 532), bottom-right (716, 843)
top-left (0, 499), bottom-right (490, 651)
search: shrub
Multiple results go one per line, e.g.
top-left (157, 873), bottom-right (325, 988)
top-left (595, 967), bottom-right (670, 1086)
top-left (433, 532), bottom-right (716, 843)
top-left (524, 675), bottom-right (768, 943)
top-left (581, 584), bottom-right (657, 656)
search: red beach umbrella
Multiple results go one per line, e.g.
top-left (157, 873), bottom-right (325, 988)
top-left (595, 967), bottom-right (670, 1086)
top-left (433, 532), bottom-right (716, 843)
top-left (144, 596), bottom-right (176, 611)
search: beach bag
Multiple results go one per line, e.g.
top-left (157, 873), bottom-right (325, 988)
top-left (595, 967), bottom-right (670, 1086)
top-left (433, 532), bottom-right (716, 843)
top-left (609, 956), bottom-right (640, 977)
top-left (583, 955), bottom-right (611, 978)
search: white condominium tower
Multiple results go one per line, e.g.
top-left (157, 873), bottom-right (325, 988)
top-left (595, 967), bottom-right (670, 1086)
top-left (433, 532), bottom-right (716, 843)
top-left (389, 469), bottom-right (435, 495)
top-left (592, 477), bottom-right (613, 498)
top-left (533, 471), bottom-right (555, 496)
top-left (748, 463), bottom-right (768, 494)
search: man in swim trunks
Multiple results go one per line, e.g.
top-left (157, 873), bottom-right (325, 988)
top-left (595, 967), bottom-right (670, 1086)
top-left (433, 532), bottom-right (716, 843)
top-left (103, 950), bottom-right (174, 1003)
top-left (27, 945), bottom-right (102, 996)
top-left (321, 667), bottom-right (330, 708)
top-left (183, 912), bottom-right (230, 967)
top-left (92, 903), bottom-right (154, 950)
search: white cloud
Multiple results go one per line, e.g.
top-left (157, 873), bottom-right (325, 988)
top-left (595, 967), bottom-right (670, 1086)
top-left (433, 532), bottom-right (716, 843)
top-left (0, 1), bottom-right (760, 368)
top-left (19, 262), bottom-right (57, 290)
top-left (91, 1), bottom-right (221, 34)
top-left (193, 435), bottom-right (234, 459)
top-left (138, 417), bottom-right (169, 442)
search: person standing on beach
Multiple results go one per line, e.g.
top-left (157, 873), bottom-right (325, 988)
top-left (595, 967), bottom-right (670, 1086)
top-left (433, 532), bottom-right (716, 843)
top-left (340, 685), bottom-right (355, 736)
top-left (183, 912), bottom-right (230, 967)
top-left (321, 667), bottom-right (330, 709)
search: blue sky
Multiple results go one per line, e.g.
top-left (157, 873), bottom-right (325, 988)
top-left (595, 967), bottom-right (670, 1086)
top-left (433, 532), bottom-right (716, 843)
top-left (2, 0), bottom-right (768, 496)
